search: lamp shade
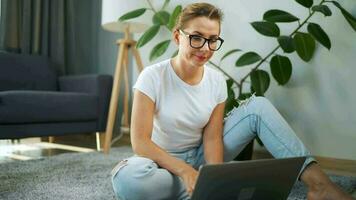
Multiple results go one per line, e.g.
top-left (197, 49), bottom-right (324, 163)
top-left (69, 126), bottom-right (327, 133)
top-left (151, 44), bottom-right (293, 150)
top-left (101, 0), bottom-right (149, 33)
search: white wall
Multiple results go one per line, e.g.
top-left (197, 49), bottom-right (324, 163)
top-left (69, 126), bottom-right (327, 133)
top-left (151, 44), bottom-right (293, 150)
top-left (130, 0), bottom-right (356, 160)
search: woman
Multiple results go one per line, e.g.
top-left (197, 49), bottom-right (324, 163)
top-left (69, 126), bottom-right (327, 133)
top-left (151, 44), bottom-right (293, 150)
top-left (111, 3), bottom-right (353, 200)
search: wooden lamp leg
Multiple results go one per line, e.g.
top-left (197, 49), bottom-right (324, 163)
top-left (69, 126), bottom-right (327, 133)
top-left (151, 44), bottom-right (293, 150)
top-left (103, 41), bottom-right (127, 154)
top-left (132, 47), bottom-right (144, 73)
top-left (103, 38), bottom-right (141, 154)
top-left (49, 136), bottom-right (55, 143)
top-left (122, 48), bottom-right (130, 128)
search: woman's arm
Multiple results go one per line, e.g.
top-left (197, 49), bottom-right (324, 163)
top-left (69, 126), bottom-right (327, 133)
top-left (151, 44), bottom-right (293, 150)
top-left (130, 90), bottom-right (198, 195)
top-left (203, 102), bottom-right (225, 164)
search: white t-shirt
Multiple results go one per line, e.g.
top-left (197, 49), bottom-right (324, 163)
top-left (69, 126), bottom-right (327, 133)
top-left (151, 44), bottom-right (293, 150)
top-left (133, 59), bottom-right (227, 152)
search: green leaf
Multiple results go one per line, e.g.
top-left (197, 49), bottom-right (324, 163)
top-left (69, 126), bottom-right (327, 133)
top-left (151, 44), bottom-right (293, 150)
top-left (263, 10), bottom-right (299, 23)
top-left (238, 93), bottom-right (253, 101)
top-left (250, 85), bottom-right (255, 94)
top-left (250, 70), bottom-right (270, 96)
top-left (119, 8), bottom-right (147, 21)
top-left (235, 52), bottom-right (262, 67)
top-left (226, 79), bottom-right (234, 89)
top-left (293, 32), bottom-right (315, 62)
top-left (225, 87), bottom-right (238, 116)
top-left (149, 40), bottom-right (171, 61)
top-left (167, 5), bottom-right (182, 30)
top-left (312, 5), bottom-right (332, 17)
top-left (251, 21), bottom-right (280, 37)
top-left (171, 49), bottom-right (179, 58)
top-left (307, 23), bottom-right (331, 50)
top-left (332, 1), bottom-right (356, 32)
top-left (295, 0), bottom-right (313, 8)
top-left (153, 11), bottom-right (170, 25)
top-left (220, 49), bottom-right (241, 61)
top-left (270, 55), bottom-right (292, 85)
top-left (277, 36), bottom-right (295, 53)
top-left (136, 25), bottom-right (160, 48)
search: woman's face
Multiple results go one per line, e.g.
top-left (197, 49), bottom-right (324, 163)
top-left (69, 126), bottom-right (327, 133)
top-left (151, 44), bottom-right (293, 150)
top-left (174, 16), bottom-right (220, 68)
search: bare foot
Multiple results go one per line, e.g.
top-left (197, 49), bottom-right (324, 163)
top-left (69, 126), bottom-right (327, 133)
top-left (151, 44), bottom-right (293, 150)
top-left (300, 163), bottom-right (355, 200)
top-left (306, 181), bottom-right (354, 200)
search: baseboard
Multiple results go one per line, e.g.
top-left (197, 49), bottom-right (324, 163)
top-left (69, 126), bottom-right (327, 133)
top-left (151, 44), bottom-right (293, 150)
top-left (315, 156), bottom-right (356, 177)
top-left (252, 150), bottom-right (356, 176)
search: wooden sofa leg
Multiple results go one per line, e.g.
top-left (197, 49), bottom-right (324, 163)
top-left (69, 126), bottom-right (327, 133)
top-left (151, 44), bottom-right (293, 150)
top-left (49, 136), bottom-right (55, 143)
top-left (95, 132), bottom-right (106, 151)
top-left (103, 128), bottom-right (113, 154)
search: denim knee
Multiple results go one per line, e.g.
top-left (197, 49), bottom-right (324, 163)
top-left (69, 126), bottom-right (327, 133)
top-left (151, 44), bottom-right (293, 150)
top-left (112, 156), bottom-right (158, 200)
top-left (250, 96), bottom-right (271, 107)
top-left (247, 96), bottom-right (274, 115)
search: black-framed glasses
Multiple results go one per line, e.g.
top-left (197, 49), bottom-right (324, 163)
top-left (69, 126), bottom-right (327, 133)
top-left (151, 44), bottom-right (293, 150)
top-left (179, 29), bottom-right (224, 51)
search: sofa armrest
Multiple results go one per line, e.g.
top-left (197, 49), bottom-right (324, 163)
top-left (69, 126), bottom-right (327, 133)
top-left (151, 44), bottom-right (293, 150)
top-left (59, 74), bottom-right (113, 131)
top-left (58, 75), bottom-right (111, 94)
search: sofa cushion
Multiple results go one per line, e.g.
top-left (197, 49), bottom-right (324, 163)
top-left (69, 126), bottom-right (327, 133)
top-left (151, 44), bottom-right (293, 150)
top-left (0, 91), bottom-right (98, 124)
top-left (0, 52), bottom-right (57, 91)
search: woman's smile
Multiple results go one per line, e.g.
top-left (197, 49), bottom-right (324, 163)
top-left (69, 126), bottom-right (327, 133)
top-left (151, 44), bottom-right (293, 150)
top-left (194, 54), bottom-right (207, 62)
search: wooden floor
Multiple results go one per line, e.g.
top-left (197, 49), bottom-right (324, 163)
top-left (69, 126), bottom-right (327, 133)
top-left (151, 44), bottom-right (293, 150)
top-left (0, 132), bottom-right (130, 163)
top-left (1, 133), bottom-right (356, 178)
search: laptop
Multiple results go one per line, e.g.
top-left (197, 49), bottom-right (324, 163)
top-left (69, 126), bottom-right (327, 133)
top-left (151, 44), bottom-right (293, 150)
top-left (191, 157), bottom-right (306, 200)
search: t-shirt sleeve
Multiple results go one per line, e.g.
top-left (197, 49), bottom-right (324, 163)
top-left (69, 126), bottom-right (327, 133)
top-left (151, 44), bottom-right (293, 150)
top-left (217, 73), bottom-right (228, 104)
top-left (133, 67), bottom-right (157, 103)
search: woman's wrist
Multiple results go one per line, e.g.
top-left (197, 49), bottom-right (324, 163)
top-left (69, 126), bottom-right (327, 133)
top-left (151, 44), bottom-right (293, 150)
top-left (176, 162), bottom-right (194, 177)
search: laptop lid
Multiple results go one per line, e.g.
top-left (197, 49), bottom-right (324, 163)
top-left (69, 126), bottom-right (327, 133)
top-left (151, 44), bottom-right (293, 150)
top-left (191, 157), bottom-right (306, 200)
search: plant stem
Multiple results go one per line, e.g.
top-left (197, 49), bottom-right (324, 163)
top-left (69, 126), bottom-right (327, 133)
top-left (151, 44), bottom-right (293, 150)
top-left (238, 81), bottom-right (243, 97)
top-left (240, 46), bottom-right (279, 83)
top-left (240, 0), bottom-right (324, 82)
top-left (289, 0), bottom-right (324, 36)
top-left (208, 61), bottom-right (240, 87)
top-left (146, 0), bottom-right (157, 13)
top-left (209, 0), bottom-right (325, 96)
top-left (146, 0), bottom-right (172, 32)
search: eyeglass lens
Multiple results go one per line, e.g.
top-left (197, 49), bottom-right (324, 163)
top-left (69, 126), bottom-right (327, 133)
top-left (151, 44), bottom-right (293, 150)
top-left (190, 35), bottom-right (222, 51)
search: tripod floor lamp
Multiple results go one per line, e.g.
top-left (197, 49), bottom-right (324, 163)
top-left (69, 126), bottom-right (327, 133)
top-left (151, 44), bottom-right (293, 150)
top-left (101, 19), bottom-right (148, 154)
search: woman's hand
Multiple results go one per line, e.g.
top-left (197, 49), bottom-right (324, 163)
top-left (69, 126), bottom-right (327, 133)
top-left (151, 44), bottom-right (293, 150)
top-left (179, 165), bottom-right (199, 197)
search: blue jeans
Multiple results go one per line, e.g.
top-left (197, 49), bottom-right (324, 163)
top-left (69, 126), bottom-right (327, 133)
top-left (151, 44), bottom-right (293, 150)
top-left (111, 96), bottom-right (315, 200)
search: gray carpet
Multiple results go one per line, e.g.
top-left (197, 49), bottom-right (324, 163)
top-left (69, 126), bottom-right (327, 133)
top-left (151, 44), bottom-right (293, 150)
top-left (0, 146), bottom-right (355, 200)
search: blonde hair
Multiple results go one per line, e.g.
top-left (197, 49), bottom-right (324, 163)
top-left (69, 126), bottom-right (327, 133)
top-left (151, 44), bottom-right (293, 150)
top-left (174, 3), bottom-right (223, 30)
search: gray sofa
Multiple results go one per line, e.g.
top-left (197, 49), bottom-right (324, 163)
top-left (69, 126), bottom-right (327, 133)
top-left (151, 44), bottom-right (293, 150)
top-left (0, 52), bottom-right (112, 139)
